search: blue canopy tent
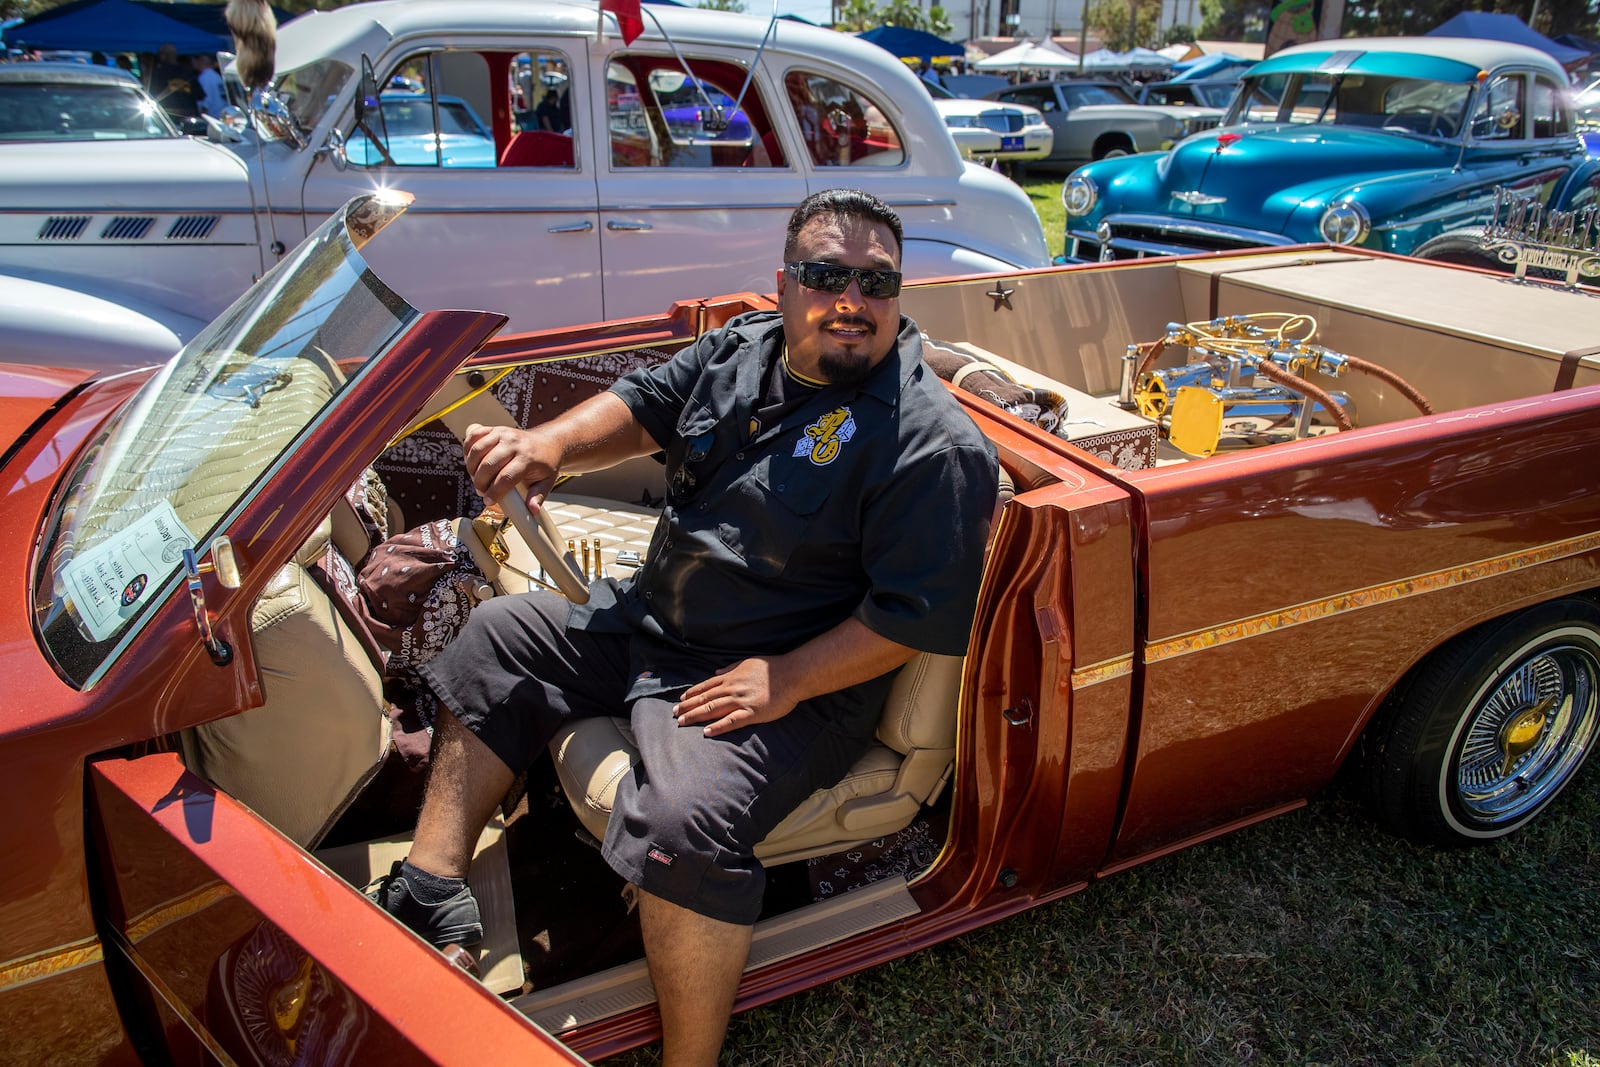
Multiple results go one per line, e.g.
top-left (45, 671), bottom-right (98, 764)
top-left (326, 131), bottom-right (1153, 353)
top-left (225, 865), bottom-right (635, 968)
top-left (857, 25), bottom-right (964, 62)
top-left (1427, 12), bottom-right (1589, 69)
top-left (1169, 52), bottom-right (1254, 82)
top-left (3, 0), bottom-right (287, 55)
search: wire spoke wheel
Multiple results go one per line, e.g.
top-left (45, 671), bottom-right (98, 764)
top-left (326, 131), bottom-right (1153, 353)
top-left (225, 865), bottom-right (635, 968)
top-left (1449, 642), bottom-right (1599, 828)
top-left (1363, 600), bottom-right (1600, 845)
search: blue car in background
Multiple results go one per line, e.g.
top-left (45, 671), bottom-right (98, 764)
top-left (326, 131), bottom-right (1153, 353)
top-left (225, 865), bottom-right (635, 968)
top-left (1062, 37), bottom-right (1600, 268)
top-left (345, 91), bottom-right (496, 168)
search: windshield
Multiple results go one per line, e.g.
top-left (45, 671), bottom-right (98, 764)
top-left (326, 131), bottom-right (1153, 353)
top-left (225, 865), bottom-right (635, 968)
top-left (1060, 83), bottom-right (1137, 107)
top-left (34, 195), bottom-right (419, 688)
top-left (1228, 72), bottom-right (1473, 139)
top-left (274, 57), bottom-right (354, 133)
top-left (0, 81), bottom-right (179, 141)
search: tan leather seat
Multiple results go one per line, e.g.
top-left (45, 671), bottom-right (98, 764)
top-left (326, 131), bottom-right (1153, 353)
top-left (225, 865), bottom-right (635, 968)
top-left (549, 650), bottom-right (963, 865)
top-left (178, 517), bottom-right (390, 847)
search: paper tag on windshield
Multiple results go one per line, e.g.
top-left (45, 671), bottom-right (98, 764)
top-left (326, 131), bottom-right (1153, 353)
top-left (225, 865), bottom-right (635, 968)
top-left (61, 500), bottom-right (197, 643)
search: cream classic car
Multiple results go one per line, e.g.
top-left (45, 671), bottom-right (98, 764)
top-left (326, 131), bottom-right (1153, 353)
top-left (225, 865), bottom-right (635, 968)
top-left (0, 0), bottom-right (1049, 369)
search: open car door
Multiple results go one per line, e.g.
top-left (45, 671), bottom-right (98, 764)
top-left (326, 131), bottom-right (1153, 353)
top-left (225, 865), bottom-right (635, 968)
top-left (55, 195), bottom-right (583, 1063)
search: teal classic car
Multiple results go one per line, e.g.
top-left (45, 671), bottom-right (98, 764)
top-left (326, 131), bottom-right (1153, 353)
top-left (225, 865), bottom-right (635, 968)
top-left (1061, 38), bottom-right (1600, 265)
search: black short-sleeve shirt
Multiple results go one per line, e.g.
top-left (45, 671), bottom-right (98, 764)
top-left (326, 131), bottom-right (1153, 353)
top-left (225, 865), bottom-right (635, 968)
top-left (578, 310), bottom-right (997, 712)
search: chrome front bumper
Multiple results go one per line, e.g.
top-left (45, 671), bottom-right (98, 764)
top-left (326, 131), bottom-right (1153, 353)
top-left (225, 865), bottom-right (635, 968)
top-left (1067, 213), bottom-right (1296, 262)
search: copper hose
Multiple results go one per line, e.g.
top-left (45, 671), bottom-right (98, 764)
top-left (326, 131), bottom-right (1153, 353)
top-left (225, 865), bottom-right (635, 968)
top-left (1253, 359), bottom-right (1355, 432)
top-left (1135, 338), bottom-right (1167, 378)
top-left (1345, 355), bottom-right (1434, 416)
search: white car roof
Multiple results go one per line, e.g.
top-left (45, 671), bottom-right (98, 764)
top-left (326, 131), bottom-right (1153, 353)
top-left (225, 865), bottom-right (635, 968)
top-left (275, 0), bottom-right (895, 78)
top-left (1266, 36), bottom-right (1570, 83)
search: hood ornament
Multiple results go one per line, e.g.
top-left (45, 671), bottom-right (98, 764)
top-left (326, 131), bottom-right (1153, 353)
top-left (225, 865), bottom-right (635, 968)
top-left (1172, 191), bottom-right (1227, 206)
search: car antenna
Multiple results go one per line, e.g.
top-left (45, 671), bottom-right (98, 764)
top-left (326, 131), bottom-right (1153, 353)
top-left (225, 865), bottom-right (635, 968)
top-left (638, 0), bottom-right (782, 135)
top-left (226, 0), bottom-right (288, 261)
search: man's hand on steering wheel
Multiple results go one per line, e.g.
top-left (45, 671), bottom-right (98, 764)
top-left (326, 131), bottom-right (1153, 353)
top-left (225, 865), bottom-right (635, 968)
top-left (462, 422), bottom-right (560, 510)
top-left (673, 659), bottom-right (800, 737)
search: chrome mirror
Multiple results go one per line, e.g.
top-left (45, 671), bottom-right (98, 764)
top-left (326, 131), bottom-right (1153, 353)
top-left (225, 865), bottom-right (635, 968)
top-left (249, 89), bottom-right (307, 150)
top-left (322, 126), bottom-right (348, 170)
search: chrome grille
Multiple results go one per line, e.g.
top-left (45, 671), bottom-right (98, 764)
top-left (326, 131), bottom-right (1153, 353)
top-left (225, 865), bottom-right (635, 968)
top-left (980, 111), bottom-right (1025, 134)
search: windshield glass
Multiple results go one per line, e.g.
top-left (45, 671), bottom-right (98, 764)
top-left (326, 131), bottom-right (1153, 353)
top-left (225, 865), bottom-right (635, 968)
top-left (274, 57), bottom-right (354, 133)
top-left (1060, 83), bottom-right (1136, 107)
top-left (34, 196), bottom-right (419, 687)
top-left (1229, 72), bottom-right (1472, 139)
top-left (0, 81), bottom-right (179, 141)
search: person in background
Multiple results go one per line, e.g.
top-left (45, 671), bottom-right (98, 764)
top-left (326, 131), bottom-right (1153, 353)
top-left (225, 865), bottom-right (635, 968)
top-left (194, 52), bottom-right (226, 117)
top-left (919, 58), bottom-right (943, 87)
top-left (148, 42), bottom-right (198, 122)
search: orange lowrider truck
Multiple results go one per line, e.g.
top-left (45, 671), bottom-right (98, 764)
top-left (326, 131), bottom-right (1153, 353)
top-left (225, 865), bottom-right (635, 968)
top-left (2, 196), bottom-right (1597, 1063)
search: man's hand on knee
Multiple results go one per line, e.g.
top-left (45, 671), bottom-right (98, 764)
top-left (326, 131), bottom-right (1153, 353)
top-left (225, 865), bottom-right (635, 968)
top-left (672, 658), bottom-right (798, 737)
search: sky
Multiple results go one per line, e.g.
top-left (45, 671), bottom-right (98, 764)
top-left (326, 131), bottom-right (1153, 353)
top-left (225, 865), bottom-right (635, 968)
top-left (764, 0), bottom-right (836, 27)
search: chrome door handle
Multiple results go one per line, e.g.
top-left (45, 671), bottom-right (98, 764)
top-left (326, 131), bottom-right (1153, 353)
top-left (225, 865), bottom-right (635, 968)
top-left (606, 220), bottom-right (652, 231)
top-left (548, 220), bottom-right (594, 233)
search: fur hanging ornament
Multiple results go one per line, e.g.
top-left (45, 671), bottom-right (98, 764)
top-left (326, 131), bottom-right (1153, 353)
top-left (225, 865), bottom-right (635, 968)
top-left (225, 0), bottom-right (277, 92)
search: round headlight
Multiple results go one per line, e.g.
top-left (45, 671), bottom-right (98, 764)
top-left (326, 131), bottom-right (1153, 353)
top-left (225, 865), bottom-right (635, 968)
top-left (1062, 174), bottom-right (1098, 216)
top-left (1318, 201), bottom-right (1370, 245)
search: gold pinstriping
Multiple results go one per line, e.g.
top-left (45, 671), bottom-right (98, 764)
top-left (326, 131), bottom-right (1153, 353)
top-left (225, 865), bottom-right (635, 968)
top-left (1145, 530), bottom-right (1600, 665)
top-left (125, 882), bottom-right (237, 944)
top-left (0, 937), bottom-right (104, 992)
top-left (1070, 655), bottom-right (1134, 690)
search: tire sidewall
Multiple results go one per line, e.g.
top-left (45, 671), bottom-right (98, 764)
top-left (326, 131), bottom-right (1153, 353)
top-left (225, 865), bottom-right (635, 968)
top-left (1424, 613), bottom-right (1600, 841)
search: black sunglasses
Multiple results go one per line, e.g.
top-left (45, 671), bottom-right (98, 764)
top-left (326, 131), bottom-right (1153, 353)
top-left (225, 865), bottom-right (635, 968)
top-left (784, 260), bottom-right (903, 299)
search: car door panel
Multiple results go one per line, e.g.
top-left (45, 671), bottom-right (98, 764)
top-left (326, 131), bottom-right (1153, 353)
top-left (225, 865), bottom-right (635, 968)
top-left (88, 753), bottom-right (582, 1065)
top-left (596, 53), bottom-right (805, 319)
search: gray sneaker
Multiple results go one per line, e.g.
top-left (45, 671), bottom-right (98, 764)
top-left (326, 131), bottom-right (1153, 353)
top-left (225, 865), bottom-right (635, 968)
top-left (366, 860), bottom-right (484, 949)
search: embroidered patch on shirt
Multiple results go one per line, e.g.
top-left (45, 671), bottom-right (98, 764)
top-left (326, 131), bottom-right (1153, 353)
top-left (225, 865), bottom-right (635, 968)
top-left (792, 406), bottom-right (856, 466)
top-left (647, 844), bottom-right (676, 867)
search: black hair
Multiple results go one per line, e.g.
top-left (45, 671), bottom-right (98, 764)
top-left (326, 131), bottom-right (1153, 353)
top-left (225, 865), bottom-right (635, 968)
top-left (783, 188), bottom-right (903, 262)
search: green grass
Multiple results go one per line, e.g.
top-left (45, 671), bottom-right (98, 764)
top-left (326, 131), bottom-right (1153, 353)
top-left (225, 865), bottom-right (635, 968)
top-left (606, 767), bottom-right (1600, 1065)
top-left (1019, 170), bottom-right (1068, 262)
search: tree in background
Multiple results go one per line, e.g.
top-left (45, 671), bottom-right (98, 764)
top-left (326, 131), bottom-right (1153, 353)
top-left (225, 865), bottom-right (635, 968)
top-left (698, 0), bottom-right (748, 11)
top-left (1084, 0), bottom-right (1166, 49)
top-left (834, 0), bottom-right (880, 31)
top-left (831, 0), bottom-right (954, 35)
top-left (1164, 22), bottom-right (1198, 43)
top-left (1343, 0), bottom-right (1597, 37)
top-left (1198, 0), bottom-right (1270, 41)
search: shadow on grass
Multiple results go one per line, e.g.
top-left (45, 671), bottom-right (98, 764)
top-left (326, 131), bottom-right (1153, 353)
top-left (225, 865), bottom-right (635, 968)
top-left (610, 764), bottom-right (1599, 1065)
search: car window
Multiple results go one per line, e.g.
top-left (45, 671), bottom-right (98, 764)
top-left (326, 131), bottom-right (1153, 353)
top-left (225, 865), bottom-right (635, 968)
top-left (1529, 76), bottom-right (1571, 138)
top-left (782, 71), bottom-right (904, 168)
top-left (1060, 83), bottom-right (1135, 108)
top-left (1002, 87), bottom-right (1055, 112)
top-left (275, 58), bottom-right (354, 136)
top-left (0, 80), bottom-right (179, 141)
top-left (346, 49), bottom-right (574, 169)
top-left (607, 56), bottom-right (779, 168)
top-left (1469, 74), bottom-right (1528, 139)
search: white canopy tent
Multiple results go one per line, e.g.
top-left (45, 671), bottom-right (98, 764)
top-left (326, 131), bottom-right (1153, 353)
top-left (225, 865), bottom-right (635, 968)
top-left (1079, 46), bottom-right (1175, 73)
top-left (974, 39), bottom-right (1081, 73)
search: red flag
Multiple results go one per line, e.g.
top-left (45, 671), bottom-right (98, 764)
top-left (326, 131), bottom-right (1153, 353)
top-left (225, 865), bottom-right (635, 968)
top-left (601, 0), bottom-right (644, 43)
